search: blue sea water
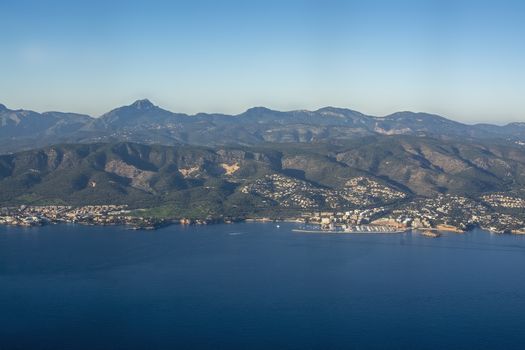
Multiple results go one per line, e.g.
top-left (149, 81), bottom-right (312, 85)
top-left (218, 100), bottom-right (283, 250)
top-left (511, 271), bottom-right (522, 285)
top-left (1, 223), bottom-right (525, 350)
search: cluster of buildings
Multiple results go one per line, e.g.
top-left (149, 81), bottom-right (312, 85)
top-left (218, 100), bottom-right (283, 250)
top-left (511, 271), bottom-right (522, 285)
top-left (241, 174), bottom-right (322, 209)
top-left (481, 194), bottom-right (525, 209)
top-left (294, 208), bottom-right (403, 233)
top-left (306, 207), bottom-right (387, 225)
top-left (287, 193), bottom-right (525, 235)
top-left (391, 195), bottom-right (525, 233)
top-left (241, 174), bottom-right (406, 210)
top-left (0, 205), bottom-right (163, 229)
top-left (338, 177), bottom-right (406, 206)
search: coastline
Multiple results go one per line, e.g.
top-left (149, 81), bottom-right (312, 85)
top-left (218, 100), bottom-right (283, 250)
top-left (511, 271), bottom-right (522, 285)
top-left (2, 219), bottom-right (525, 238)
top-left (1, 206), bottom-right (524, 236)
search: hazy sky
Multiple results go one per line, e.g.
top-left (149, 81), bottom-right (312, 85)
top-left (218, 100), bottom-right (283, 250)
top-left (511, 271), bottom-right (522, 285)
top-left (1, 0), bottom-right (524, 123)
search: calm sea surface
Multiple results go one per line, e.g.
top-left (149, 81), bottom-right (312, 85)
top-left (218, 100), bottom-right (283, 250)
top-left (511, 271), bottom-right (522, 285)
top-left (1, 223), bottom-right (525, 350)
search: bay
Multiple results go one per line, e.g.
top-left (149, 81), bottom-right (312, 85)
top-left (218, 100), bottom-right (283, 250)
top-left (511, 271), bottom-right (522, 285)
top-left (1, 223), bottom-right (525, 349)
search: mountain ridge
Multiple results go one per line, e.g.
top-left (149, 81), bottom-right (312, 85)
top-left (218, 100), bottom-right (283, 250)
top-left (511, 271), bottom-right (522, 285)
top-left (1, 99), bottom-right (518, 124)
top-left (1, 138), bottom-right (524, 213)
top-left (1, 99), bottom-right (524, 154)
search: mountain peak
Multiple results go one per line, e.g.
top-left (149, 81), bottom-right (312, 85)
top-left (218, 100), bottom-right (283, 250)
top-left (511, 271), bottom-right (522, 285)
top-left (316, 106), bottom-right (364, 116)
top-left (0, 103), bottom-right (8, 112)
top-left (130, 99), bottom-right (155, 110)
top-left (242, 107), bottom-right (280, 116)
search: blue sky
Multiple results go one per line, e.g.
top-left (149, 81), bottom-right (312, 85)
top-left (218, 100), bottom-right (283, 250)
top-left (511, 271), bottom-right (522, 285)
top-left (1, 0), bottom-right (524, 123)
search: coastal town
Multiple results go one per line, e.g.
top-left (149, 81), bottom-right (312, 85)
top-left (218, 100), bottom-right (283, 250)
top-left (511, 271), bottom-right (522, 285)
top-left (241, 174), bottom-right (407, 209)
top-left (0, 204), bottom-right (242, 229)
top-left (1, 174), bottom-right (524, 234)
top-left (2, 190), bottom-right (525, 235)
top-left (239, 175), bottom-right (525, 234)
top-left (0, 205), bottom-right (165, 230)
top-left (300, 194), bottom-right (525, 235)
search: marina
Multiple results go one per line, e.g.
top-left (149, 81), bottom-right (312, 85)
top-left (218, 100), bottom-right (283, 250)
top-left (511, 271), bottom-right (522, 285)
top-left (292, 224), bottom-right (408, 234)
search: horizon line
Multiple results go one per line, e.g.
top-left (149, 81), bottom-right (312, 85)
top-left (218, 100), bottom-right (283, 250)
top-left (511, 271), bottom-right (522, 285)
top-left (0, 98), bottom-right (521, 127)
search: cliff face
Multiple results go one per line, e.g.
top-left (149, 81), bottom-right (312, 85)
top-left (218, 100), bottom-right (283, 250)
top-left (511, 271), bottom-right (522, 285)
top-left (1, 137), bottom-right (525, 211)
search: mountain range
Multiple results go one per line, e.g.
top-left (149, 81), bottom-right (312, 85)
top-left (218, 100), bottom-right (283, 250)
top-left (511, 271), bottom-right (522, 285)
top-left (1, 136), bottom-right (525, 215)
top-left (1, 99), bottom-right (524, 154)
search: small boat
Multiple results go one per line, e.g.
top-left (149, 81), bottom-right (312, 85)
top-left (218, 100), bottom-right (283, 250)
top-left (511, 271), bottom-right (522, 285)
top-left (228, 232), bottom-right (243, 236)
